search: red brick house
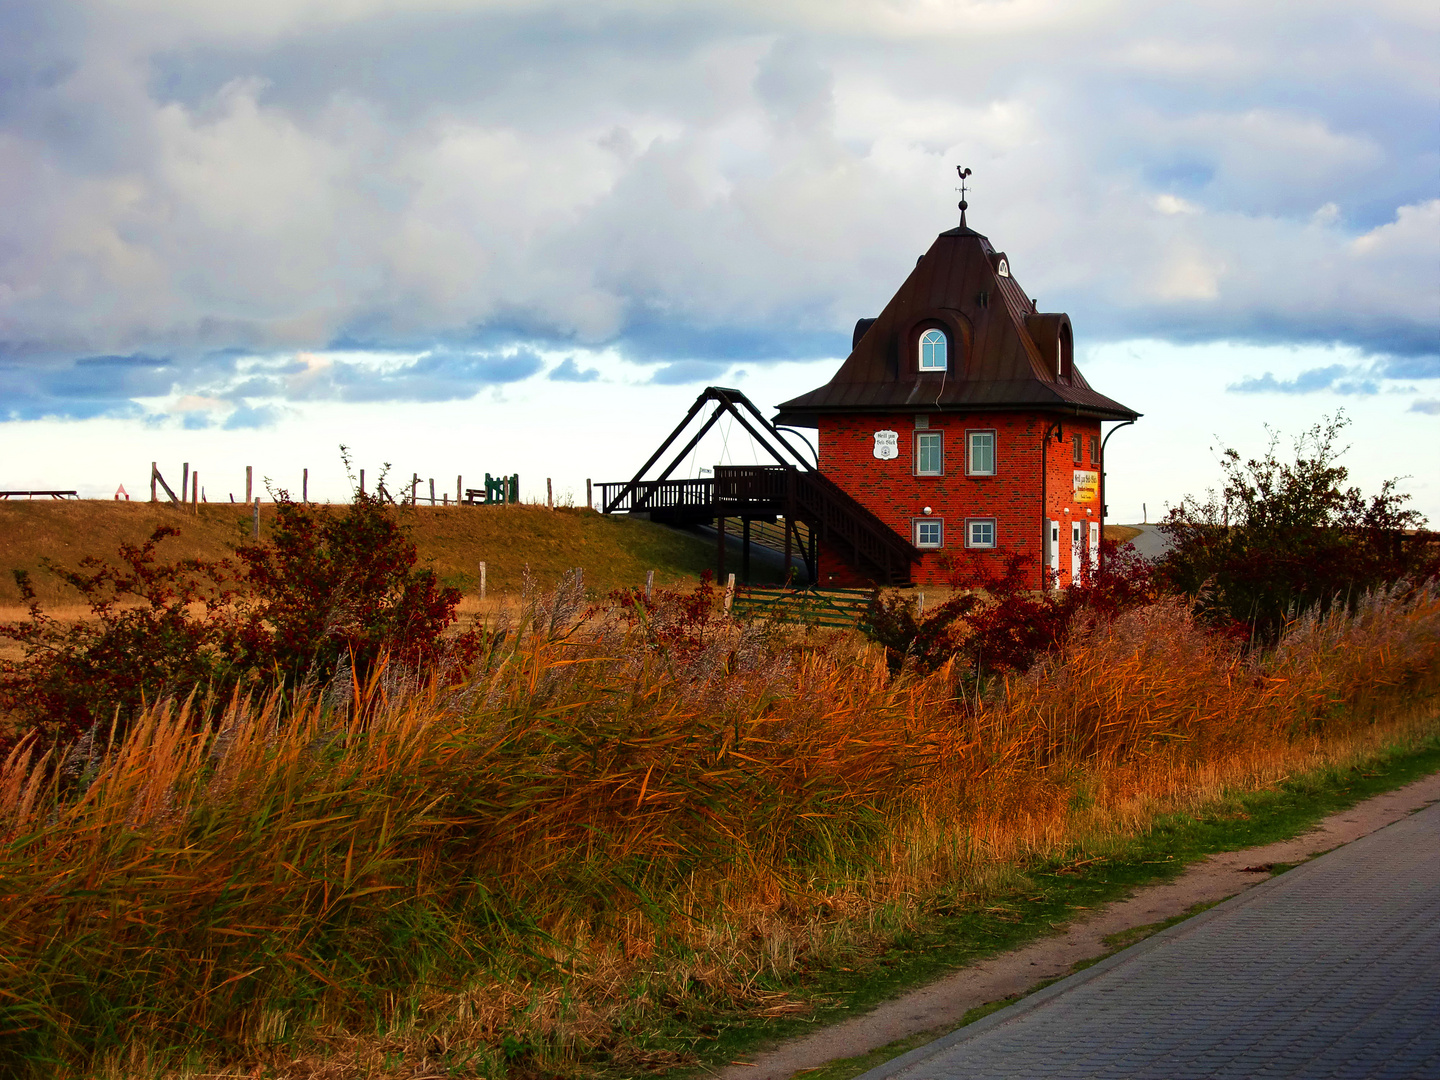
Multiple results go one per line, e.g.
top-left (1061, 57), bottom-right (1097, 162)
top-left (773, 219), bottom-right (1140, 590)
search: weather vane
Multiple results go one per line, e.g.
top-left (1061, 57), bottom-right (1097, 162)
top-left (956, 166), bottom-right (972, 228)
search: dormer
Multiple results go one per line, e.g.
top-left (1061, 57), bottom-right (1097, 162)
top-left (1025, 313), bottom-right (1074, 382)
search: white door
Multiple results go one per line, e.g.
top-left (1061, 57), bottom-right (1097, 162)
top-left (1089, 522), bottom-right (1101, 572)
top-left (1047, 519), bottom-right (1061, 584)
top-left (1071, 521), bottom-right (1083, 584)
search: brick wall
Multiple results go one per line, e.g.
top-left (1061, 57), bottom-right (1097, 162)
top-left (815, 412), bottom-right (1102, 588)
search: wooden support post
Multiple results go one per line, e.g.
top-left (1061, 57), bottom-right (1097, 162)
top-left (192, 471), bottom-right (199, 512)
top-left (150, 462), bottom-right (157, 503)
top-left (411, 473), bottom-right (419, 506)
top-left (359, 468), bottom-right (365, 496)
top-left (586, 478), bottom-right (592, 511)
top-left (784, 471), bottom-right (795, 586)
top-left (252, 497), bottom-right (260, 538)
top-left (245, 466), bottom-right (252, 503)
top-left (742, 518), bottom-right (751, 583)
top-left (302, 468), bottom-right (308, 503)
top-left (645, 569), bottom-right (654, 599)
top-left (725, 573), bottom-right (736, 616)
top-left (479, 561), bottom-right (487, 600)
top-left (181, 463), bottom-right (189, 504)
top-left (429, 477), bottom-right (435, 506)
top-left (917, 591), bottom-right (925, 614)
top-left (716, 514), bottom-right (726, 584)
top-left (456, 475), bottom-right (462, 504)
top-left (442, 493), bottom-right (448, 506)
top-left (546, 477), bottom-right (553, 510)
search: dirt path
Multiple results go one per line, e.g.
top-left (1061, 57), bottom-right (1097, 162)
top-left (708, 770), bottom-right (1440, 1080)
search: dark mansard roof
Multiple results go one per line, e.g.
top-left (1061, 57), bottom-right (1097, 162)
top-left (774, 223), bottom-right (1140, 427)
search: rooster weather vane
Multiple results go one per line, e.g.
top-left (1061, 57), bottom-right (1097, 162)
top-left (956, 166), bottom-right (972, 228)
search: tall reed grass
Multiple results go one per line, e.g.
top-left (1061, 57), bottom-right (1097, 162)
top-left (2, 583), bottom-right (1437, 1077)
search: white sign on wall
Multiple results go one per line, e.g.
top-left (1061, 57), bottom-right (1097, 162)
top-left (873, 430), bottom-right (899, 460)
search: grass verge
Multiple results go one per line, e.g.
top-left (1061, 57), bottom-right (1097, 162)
top-left (682, 731), bottom-right (1440, 1080)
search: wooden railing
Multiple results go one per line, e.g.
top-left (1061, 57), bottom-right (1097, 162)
top-left (599, 478), bottom-right (713, 514)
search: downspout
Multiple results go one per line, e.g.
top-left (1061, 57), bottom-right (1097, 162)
top-left (1040, 419), bottom-right (1064, 591)
top-left (1099, 419), bottom-right (1136, 574)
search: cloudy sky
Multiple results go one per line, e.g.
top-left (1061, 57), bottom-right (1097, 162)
top-left (1, 0), bottom-right (1436, 522)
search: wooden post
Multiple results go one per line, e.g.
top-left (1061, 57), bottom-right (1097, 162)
top-left (586, 478), bottom-right (592, 511)
top-left (429, 477), bottom-right (435, 506)
top-left (411, 473), bottom-right (419, 506)
top-left (442, 493), bottom-right (448, 506)
top-left (359, 468), bottom-right (365, 496)
top-left (245, 466), bottom-right (253, 503)
top-left (302, 468), bottom-right (308, 503)
top-left (181, 463), bottom-right (189, 504)
top-left (725, 573), bottom-right (736, 616)
top-left (742, 518), bottom-right (751, 583)
top-left (150, 462), bottom-right (157, 503)
top-left (456, 475), bottom-right (462, 504)
top-left (252, 497), bottom-right (260, 538)
top-left (547, 477), bottom-right (553, 510)
top-left (192, 471), bottom-right (199, 512)
top-left (917, 591), bottom-right (925, 614)
top-left (479, 561), bottom-right (487, 601)
top-left (645, 569), bottom-right (654, 599)
top-left (716, 513), bottom-right (726, 584)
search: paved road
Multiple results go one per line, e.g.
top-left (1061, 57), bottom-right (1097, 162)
top-left (860, 802), bottom-right (1440, 1080)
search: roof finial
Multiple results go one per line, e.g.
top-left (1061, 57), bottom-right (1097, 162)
top-left (956, 166), bottom-right (972, 228)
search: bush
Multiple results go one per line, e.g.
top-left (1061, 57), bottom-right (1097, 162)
top-left (862, 538), bottom-right (1157, 677)
top-left (0, 528), bottom-right (250, 752)
top-left (1158, 413), bottom-right (1436, 643)
top-left (0, 482), bottom-right (470, 753)
top-left (235, 488), bottom-right (467, 684)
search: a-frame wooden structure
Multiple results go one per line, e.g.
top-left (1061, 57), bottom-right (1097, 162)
top-left (600, 387), bottom-right (918, 586)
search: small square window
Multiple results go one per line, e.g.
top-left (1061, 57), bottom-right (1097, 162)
top-left (915, 519), bottom-right (944, 548)
top-left (967, 430), bottom-right (996, 476)
top-left (916, 432), bottom-right (943, 476)
top-left (965, 518), bottom-right (997, 549)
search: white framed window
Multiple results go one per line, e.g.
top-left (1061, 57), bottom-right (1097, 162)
top-left (918, 328), bottom-right (947, 371)
top-left (914, 519), bottom-right (944, 548)
top-left (915, 431), bottom-right (943, 476)
top-left (966, 430), bottom-right (996, 476)
top-left (965, 518), bottom-right (997, 549)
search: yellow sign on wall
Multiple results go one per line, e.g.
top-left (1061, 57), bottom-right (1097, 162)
top-left (1073, 469), bottom-right (1099, 504)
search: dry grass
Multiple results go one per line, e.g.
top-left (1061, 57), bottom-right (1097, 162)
top-left (1, 583), bottom-right (1438, 1078)
top-left (0, 501), bottom-right (726, 608)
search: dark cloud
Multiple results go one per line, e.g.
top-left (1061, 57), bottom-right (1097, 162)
top-left (1229, 365), bottom-right (1358, 394)
top-left (548, 357), bottom-right (600, 382)
top-left (223, 403), bottom-right (282, 429)
top-left (649, 359), bottom-right (730, 385)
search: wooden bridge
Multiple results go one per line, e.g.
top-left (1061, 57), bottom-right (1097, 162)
top-left (600, 388), bottom-right (919, 586)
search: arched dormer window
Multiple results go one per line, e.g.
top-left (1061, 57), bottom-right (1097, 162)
top-left (919, 328), bottom-right (947, 371)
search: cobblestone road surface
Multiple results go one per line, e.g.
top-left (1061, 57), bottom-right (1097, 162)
top-left (861, 801), bottom-right (1440, 1080)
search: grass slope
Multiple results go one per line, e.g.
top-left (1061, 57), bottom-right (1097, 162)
top-left (0, 500), bottom-right (732, 608)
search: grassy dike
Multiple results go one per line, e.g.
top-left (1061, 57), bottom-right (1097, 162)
top-left (0, 500), bottom-right (729, 609)
top-left (666, 726), bottom-right (1440, 1080)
